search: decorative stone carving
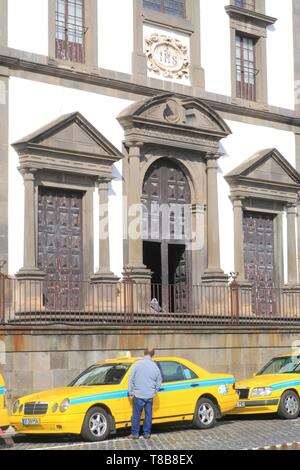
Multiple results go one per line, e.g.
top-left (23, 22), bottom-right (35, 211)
top-left (163, 99), bottom-right (185, 123)
top-left (144, 34), bottom-right (190, 79)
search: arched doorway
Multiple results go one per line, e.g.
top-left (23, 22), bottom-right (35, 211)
top-left (141, 158), bottom-right (191, 312)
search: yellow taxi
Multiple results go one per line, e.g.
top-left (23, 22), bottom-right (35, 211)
top-left (0, 372), bottom-right (10, 431)
top-left (10, 356), bottom-right (238, 441)
top-left (229, 354), bottom-right (300, 419)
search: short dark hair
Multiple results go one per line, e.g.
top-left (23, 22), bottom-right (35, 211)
top-left (144, 348), bottom-right (155, 357)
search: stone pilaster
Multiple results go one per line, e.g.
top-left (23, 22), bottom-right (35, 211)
top-left (124, 143), bottom-right (151, 283)
top-left (16, 169), bottom-right (45, 280)
top-left (0, 66), bottom-right (9, 274)
top-left (232, 197), bottom-right (245, 281)
top-left (286, 203), bottom-right (298, 286)
top-left (91, 178), bottom-right (119, 283)
top-left (202, 153), bottom-right (228, 284)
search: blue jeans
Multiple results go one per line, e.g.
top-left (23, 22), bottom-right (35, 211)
top-left (131, 397), bottom-right (153, 437)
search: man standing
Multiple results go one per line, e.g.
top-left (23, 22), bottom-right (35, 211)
top-left (128, 349), bottom-right (162, 439)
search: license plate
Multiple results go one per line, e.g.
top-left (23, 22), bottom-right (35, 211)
top-left (22, 418), bottom-right (40, 426)
top-left (237, 402), bottom-right (246, 408)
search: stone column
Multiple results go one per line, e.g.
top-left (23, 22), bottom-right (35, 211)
top-left (202, 153), bottom-right (228, 284)
top-left (16, 169), bottom-right (44, 280)
top-left (124, 143), bottom-right (151, 282)
top-left (91, 178), bottom-right (119, 283)
top-left (232, 197), bottom-right (246, 281)
top-left (287, 203), bottom-right (298, 285)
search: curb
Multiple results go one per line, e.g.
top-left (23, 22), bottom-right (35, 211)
top-left (253, 442), bottom-right (300, 450)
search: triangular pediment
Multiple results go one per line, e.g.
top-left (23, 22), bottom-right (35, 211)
top-left (225, 148), bottom-right (300, 187)
top-left (13, 112), bottom-right (123, 161)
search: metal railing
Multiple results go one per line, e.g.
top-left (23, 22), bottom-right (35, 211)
top-left (1, 277), bottom-right (300, 326)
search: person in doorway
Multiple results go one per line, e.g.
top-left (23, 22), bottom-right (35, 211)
top-left (150, 298), bottom-right (162, 313)
top-left (128, 348), bottom-right (162, 439)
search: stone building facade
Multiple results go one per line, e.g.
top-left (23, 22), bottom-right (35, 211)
top-left (0, 0), bottom-right (300, 393)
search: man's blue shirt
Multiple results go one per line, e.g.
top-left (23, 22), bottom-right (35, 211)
top-left (128, 358), bottom-right (162, 400)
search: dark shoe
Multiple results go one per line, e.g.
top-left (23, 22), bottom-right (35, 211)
top-left (129, 434), bottom-right (140, 439)
top-left (143, 435), bottom-right (151, 439)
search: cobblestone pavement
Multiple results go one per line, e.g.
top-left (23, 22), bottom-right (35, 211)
top-left (2, 415), bottom-right (300, 450)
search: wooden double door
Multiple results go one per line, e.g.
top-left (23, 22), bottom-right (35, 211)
top-left (243, 211), bottom-right (275, 315)
top-left (142, 158), bottom-right (191, 312)
top-left (38, 187), bottom-right (84, 310)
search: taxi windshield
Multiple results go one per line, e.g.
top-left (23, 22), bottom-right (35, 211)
top-left (257, 356), bottom-right (300, 375)
top-left (69, 363), bottom-right (131, 386)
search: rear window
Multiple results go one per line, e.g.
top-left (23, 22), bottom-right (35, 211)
top-left (157, 361), bottom-right (198, 383)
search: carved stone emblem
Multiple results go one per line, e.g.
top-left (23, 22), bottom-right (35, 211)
top-left (163, 99), bottom-right (184, 124)
top-left (144, 34), bottom-right (190, 79)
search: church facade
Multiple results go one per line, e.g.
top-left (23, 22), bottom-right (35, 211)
top-left (0, 0), bottom-right (300, 320)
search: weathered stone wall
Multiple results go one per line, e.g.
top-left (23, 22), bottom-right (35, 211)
top-left (0, 325), bottom-right (299, 399)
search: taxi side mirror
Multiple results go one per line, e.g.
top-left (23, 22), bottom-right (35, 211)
top-left (252, 373), bottom-right (256, 378)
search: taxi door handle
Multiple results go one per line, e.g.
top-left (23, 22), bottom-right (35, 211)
top-left (190, 384), bottom-right (199, 388)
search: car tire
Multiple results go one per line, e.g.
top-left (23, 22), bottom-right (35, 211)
top-left (278, 390), bottom-right (300, 420)
top-left (193, 397), bottom-right (217, 429)
top-left (81, 406), bottom-right (111, 442)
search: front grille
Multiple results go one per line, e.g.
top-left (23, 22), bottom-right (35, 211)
top-left (236, 388), bottom-right (250, 400)
top-left (24, 402), bottom-right (48, 415)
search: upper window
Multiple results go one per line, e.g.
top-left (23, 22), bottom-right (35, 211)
top-left (157, 361), bottom-right (198, 382)
top-left (236, 34), bottom-right (257, 101)
top-left (56, 0), bottom-right (85, 63)
top-left (143, 0), bottom-right (186, 18)
top-left (234, 0), bottom-right (256, 10)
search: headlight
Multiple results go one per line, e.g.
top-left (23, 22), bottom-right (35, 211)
top-left (251, 387), bottom-right (272, 397)
top-left (52, 403), bottom-right (59, 413)
top-left (59, 398), bottom-right (70, 413)
top-left (13, 400), bottom-right (20, 414)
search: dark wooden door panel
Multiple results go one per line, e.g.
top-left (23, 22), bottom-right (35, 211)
top-left (38, 187), bottom-right (84, 310)
top-left (243, 211), bottom-right (275, 315)
top-left (142, 159), bottom-right (191, 312)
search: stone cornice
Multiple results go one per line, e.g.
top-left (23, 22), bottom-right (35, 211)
top-left (225, 5), bottom-right (277, 28)
top-left (0, 47), bottom-right (299, 129)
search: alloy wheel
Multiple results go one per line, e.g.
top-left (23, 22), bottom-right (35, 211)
top-left (284, 395), bottom-right (299, 415)
top-left (89, 412), bottom-right (108, 437)
top-left (198, 403), bottom-right (214, 425)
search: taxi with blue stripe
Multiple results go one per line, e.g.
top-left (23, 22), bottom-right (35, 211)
top-left (0, 372), bottom-right (10, 431)
top-left (10, 356), bottom-right (238, 441)
top-left (229, 354), bottom-right (300, 419)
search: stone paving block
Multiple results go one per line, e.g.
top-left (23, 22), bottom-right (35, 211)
top-left (50, 352), bottom-right (69, 371)
top-left (32, 371), bottom-right (53, 392)
top-left (31, 352), bottom-right (50, 372)
top-left (6, 417), bottom-right (300, 451)
top-left (53, 369), bottom-right (80, 388)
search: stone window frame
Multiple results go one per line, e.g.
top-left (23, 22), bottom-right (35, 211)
top-left (0, 0), bottom-right (7, 46)
top-left (133, 0), bottom-right (205, 88)
top-left (34, 173), bottom-right (95, 282)
top-left (225, 0), bottom-right (277, 105)
top-left (237, 198), bottom-right (285, 288)
top-left (12, 112), bottom-right (122, 283)
top-left (225, 148), bottom-right (300, 287)
top-left (231, 0), bottom-right (265, 14)
top-left (48, 0), bottom-right (98, 67)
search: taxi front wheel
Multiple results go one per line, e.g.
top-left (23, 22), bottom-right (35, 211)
top-left (278, 390), bottom-right (300, 420)
top-left (81, 406), bottom-right (111, 442)
top-left (193, 397), bottom-right (217, 429)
